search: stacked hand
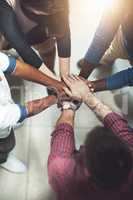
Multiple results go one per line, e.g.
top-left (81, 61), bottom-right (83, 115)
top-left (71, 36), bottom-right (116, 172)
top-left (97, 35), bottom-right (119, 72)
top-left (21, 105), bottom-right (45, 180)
top-left (53, 75), bottom-right (97, 110)
top-left (62, 75), bottom-right (92, 102)
top-left (60, 75), bottom-right (99, 110)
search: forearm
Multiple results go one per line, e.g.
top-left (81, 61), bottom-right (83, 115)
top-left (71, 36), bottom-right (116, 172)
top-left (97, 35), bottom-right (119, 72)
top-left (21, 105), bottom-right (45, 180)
top-left (79, 61), bottom-right (103, 79)
top-left (84, 94), bottom-right (112, 120)
top-left (39, 63), bottom-right (60, 81)
top-left (26, 95), bottom-right (57, 117)
top-left (59, 57), bottom-right (70, 78)
top-left (12, 60), bottom-right (63, 90)
top-left (88, 78), bottom-right (107, 92)
top-left (56, 109), bottom-right (75, 127)
top-left (0, 2), bottom-right (42, 69)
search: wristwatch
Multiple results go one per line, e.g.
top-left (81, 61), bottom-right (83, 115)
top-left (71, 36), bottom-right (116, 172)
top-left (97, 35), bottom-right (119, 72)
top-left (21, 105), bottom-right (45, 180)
top-left (62, 101), bottom-right (81, 111)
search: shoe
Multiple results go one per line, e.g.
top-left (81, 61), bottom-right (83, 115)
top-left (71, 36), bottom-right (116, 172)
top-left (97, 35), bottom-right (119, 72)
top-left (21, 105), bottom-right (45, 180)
top-left (0, 154), bottom-right (27, 173)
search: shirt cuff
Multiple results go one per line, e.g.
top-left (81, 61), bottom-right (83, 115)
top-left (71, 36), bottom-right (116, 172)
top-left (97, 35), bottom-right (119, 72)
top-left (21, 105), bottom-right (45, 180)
top-left (5, 56), bottom-right (16, 74)
top-left (17, 104), bottom-right (28, 122)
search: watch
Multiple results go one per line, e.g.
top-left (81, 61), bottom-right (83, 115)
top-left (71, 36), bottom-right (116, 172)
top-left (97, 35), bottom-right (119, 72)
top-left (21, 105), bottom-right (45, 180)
top-left (62, 101), bottom-right (81, 111)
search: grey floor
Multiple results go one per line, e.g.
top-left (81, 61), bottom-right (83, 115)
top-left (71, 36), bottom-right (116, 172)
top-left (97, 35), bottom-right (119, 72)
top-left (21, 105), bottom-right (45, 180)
top-left (0, 1), bottom-right (133, 200)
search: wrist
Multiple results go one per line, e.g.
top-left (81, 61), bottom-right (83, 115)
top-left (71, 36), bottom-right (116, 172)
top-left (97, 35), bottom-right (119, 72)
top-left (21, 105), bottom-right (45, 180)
top-left (91, 79), bottom-right (107, 92)
top-left (61, 101), bottom-right (81, 111)
top-left (84, 94), bottom-right (100, 109)
top-left (62, 109), bottom-right (75, 117)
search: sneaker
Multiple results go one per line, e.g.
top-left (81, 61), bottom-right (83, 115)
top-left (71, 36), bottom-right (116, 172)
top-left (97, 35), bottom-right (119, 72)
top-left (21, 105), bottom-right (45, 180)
top-left (0, 154), bottom-right (27, 173)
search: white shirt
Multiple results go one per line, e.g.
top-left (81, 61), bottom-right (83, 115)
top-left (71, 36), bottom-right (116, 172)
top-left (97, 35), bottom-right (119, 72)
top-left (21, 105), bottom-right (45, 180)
top-left (0, 52), bottom-right (23, 138)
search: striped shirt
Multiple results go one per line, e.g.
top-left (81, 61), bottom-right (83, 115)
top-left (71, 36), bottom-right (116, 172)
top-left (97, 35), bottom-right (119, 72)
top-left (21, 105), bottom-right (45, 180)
top-left (48, 112), bottom-right (133, 200)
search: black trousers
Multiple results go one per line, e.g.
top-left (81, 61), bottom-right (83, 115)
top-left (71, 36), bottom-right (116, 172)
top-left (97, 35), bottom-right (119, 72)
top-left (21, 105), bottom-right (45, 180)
top-left (0, 129), bottom-right (16, 164)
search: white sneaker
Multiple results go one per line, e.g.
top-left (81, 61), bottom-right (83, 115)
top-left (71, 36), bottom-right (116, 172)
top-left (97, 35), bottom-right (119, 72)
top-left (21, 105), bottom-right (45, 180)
top-left (0, 154), bottom-right (27, 173)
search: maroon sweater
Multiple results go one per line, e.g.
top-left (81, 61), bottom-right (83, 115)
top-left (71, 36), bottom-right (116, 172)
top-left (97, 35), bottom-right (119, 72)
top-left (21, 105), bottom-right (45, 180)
top-left (48, 113), bottom-right (133, 200)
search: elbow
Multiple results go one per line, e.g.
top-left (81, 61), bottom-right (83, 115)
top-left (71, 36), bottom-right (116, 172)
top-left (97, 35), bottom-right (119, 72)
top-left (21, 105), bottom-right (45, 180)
top-left (48, 157), bottom-right (75, 183)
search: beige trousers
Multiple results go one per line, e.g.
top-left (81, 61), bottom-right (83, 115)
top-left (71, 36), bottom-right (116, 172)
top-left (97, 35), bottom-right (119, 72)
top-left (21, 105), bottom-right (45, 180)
top-left (100, 27), bottom-right (129, 66)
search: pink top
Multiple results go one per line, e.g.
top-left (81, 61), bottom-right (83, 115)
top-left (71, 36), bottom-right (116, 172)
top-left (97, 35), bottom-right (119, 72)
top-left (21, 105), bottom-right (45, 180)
top-left (48, 113), bottom-right (133, 200)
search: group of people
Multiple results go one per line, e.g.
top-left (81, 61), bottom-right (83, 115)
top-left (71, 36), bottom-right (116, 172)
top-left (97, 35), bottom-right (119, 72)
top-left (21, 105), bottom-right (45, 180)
top-left (0, 0), bottom-right (133, 200)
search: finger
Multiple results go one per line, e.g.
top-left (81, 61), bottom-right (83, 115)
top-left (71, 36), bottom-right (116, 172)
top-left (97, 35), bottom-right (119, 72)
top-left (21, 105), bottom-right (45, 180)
top-left (88, 84), bottom-right (92, 87)
top-left (68, 75), bottom-right (77, 83)
top-left (63, 87), bottom-right (73, 97)
top-left (70, 74), bottom-right (77, 81)
top-left (90, 88), bottom-right (94, 92)
top-left (78, 76), bottom-right (86, 82)
top-left (62, 76), bottom-right (73, 88)
top-left (73, 75), bottom-right (81, 81)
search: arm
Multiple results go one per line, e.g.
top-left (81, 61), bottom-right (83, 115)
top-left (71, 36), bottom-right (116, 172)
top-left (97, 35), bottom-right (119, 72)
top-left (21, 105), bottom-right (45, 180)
top-left (13, 59), bottom-right (63, 92)
top-left (26, 95), bottom-right (57, 117)
top-left (48, 109), bottom-right (76, 192)
top-left (48, 109), bottom-right (75, 162)
top-left (63, 75), bottom-right (133, 150)
top-left (0, 1), bottom-right (57, 80)
top-left (88, 67), bottom-right (133, 92)
top-left (79, 1), bottom-right (124, 78)
top-left (0, 95), bottom-right (56, 129)
top-left (0, 52), bottom-right (64, 92)
top-left (56, 12), bottom-right (71, 78)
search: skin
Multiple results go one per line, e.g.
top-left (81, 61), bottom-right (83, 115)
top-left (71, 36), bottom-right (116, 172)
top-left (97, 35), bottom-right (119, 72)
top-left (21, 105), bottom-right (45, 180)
top-left (26, 95), bottom-right (57, 117)
top-left (13, 59), bottom-right (65, 93)
top-left (63, 75), bottom-right (112, 120)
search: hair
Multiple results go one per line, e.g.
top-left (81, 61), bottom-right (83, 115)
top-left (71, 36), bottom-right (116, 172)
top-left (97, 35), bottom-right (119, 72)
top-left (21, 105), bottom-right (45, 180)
top-left (85, 126), bottom-right (132, 189)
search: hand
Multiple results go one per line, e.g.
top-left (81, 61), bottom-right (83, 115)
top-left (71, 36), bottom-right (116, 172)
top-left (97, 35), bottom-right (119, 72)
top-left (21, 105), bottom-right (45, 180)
top-left (86, 81), bottom-right (95, 92)
top-left (57, 91), bottom-right (72, 108)
top-left (50, 81), bottom-right (66, 95)
top-left (62, 75), bottom-right (91, 102)
top-left (78, 76), bottom-right (95, 92)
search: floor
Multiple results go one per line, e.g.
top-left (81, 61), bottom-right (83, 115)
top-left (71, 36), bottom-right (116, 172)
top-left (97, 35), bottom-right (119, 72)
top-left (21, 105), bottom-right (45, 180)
top-left (0, 1), bottom-right (133, 200)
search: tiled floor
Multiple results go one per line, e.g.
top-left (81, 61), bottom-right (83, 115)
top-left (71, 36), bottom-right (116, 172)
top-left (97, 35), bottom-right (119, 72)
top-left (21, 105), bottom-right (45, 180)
top-left (0, 1), bottom-right (133, 200)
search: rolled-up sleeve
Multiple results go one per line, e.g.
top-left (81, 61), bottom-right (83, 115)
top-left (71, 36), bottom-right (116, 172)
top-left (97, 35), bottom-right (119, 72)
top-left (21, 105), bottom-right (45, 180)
top-left (0, 104), bottom-right (28, 129)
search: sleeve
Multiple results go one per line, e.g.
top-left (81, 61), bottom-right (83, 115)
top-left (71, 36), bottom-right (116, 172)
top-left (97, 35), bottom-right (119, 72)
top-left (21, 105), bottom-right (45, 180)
top-left (0, 52), bottom-right (16, 74)
top-left (48, 123), bottom-right (76, 194)
top-left (84, 6), bottom-right (122, 64)
top-left (106, 68), bottom-right (133, 90)
top-left (0, 0), bottom-right (42, 68)
top-left (57, 28), bottom-right (71, 58)
top-left (0, 103), bottom-right (28, 129)
top-left (104, 112), bottom-right (133, 150)
top-left (53, 12), bottom-right (71, 58)
top-left (48, 123), bottom-right (75, 162)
